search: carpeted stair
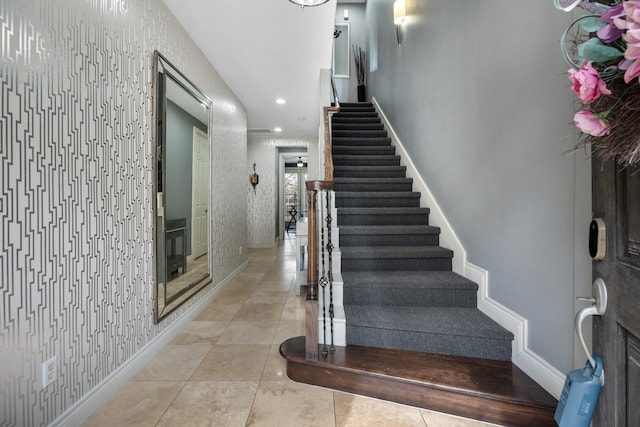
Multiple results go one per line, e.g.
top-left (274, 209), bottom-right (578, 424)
top-left (333, 102), bottom-right (514, 361)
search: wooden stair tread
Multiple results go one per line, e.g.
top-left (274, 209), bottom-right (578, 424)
top-left (280, 336), bottom-right (557, 427)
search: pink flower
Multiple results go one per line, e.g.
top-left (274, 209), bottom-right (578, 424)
top-left (568, 64), bottom-right (612, 103)
top-left (614, 0), bottom-right (640, 83)
top-left (598, 4), bottom-right (626, 43)
top-left (574, 110), bottom-right (611, 136)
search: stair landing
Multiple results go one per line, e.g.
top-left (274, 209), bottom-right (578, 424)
top-left (280, 336), bottom-right (557, 427)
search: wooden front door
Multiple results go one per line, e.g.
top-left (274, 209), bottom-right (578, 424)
top-left (592, 156), bottom-right (640, 426)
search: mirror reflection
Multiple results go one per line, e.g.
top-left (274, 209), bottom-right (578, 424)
top-left (154, 51), bottom-right (212, 322)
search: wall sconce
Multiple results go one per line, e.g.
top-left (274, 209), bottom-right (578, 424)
top-left (343, 9), bottom-right (349, 21)
top-left (250, 163), bottom-right (259, 193)
top-left (393, 0), bottom-right (406, 45)
top-left (297, 157), bottom-right (304, 168)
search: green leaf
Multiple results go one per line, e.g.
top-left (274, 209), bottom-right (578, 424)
top-left (578, 38), bottom-right (624, 63)
top-left (591, 3), bottom-right (611, 12)
top-left (580, 17), bottom-right (606, 32)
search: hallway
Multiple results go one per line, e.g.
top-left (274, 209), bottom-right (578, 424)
top-left (83, 236), bottom-right (499, 426)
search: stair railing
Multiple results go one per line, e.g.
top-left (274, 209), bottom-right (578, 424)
top-left (330, 75), bottom-right (340, 109)
top-left (305, 103), bottom-right (338, 360)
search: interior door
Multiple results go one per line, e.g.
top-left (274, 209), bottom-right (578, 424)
top-left (191, 127), bottom-right (209, 259)
top-left (592, 157), bottom-right (640, 426)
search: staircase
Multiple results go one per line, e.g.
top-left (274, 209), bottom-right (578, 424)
top-left (280, 102), bottom-right (557, 426)
top-left (332, 102), bottom-right (514, 361)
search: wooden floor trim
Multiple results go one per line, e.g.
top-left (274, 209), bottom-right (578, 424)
top-left (280, 336), bottom-right (557, 427)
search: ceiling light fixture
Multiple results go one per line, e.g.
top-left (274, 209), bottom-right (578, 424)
top-left (276, 98), bottom-right (286, 104)
top-left (274, 127), bottom-right (283, 132)
top-left (288, 0), bottom-right (330, 8)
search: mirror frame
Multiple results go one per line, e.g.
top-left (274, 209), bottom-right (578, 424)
top-left (153, 51), bottom-right (213, 323)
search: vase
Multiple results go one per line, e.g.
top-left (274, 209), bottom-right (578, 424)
top-left (357, 84), bottom-right (366, 102)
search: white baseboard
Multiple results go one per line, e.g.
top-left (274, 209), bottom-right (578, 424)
top-left (51, 260), bottom-right (248, 427)
top-left (371, 97), bottom-right (466, 275)
top-left (465, 262), bottom-right (565, 399)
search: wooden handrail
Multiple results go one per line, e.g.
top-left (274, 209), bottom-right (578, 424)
top-left (330, 75), bottom-right (340, 109)
top-left (323, 107), bottom-right (339, 182)
top-left (305, 106), bottom-right (338, 359)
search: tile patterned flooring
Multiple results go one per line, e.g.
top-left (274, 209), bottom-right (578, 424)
top-left (83, 237), bottom-right (501, 427)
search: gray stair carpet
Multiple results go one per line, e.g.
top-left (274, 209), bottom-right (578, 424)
top-left (333, 102), bottom-right (513, 361)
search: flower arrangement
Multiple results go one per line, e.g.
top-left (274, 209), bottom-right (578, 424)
top-left (555, 0), bottom-right (640, 166)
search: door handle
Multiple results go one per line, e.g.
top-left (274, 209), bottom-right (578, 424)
top-left (575, 278), bottom-right (607, 385)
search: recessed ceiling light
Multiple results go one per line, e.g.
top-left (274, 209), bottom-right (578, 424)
top-left (274, 127), bottom-right (283, 132)
top-left (276, 98), bottom-right (286, 105)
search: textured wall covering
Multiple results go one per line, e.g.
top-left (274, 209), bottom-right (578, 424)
top-left (247, 136), bottom-right (317, 247)
top-left (0, 0), bottom-right (248, 425)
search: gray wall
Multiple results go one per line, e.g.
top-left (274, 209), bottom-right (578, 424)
top-left (365, 0), bottom-right (592, 373)
top-left (0, 0), bottom-right (248, 424)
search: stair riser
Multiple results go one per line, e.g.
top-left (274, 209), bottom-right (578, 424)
top-left (333, 157), bottom-right (400, 167)
top-left (341, 257), bottom-right (452, 272)
top-left (332, 138), bottom-right (391, 147)
top-left (335, 198), bottom-right (420, 208)
top-left (333, 131), bottom-right (388, 138)
top-left (339, 234), bottom-right (439, 246)
top-left (333, 124), bottom-right (384, 131)
top-left (333, 107), bottom-right (378, 118)
top-left (332, 147), bottom-right (396, 156)
top-left (334, 183), bottom-right (413, 192)
top-left (338, 214), bottom-right (429, 226)
top-left (343, 289), bottom-right (477, 308)
top-left (332, 118), bottom-right (381, 125)
top-left (333, 168), bottom-right (407, 178)
top-left (345, 327), bottom-right (512, 361)
top-left (333, 113), bottom-right (378, 119)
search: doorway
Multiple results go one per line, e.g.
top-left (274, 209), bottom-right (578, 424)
top-left (278, 152), bottom-right (307, 239)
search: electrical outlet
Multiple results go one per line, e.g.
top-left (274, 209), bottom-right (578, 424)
top-left (42, 356), bottom-right (57, 388)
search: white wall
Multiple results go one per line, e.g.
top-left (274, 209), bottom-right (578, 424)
top-left (0, 0), bottom-right (248, 424)
top-left (366, 0), bottom-right (592, 373)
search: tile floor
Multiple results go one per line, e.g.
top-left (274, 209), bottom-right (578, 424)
top-left (83, 236), bottom-right (501, 427)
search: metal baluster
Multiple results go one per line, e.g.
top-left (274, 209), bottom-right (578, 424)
top-left (319, 190), bottom-right (329, 358)
top-left (326, 190), bottom-right (335, 352)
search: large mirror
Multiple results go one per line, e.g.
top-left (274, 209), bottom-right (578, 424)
top-left (154, 51), bottom-right (212, 322)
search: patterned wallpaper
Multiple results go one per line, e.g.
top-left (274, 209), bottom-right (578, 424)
top-left (0, 0), bottom-right (248, 425)
top-left (247, 136), bottom-right (316, 248)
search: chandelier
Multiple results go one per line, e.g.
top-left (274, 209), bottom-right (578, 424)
top-left (288, 0), bottom-right (330, 7)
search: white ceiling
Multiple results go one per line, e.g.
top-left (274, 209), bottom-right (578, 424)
top-left (161, 0), bottom-right (347, 140)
